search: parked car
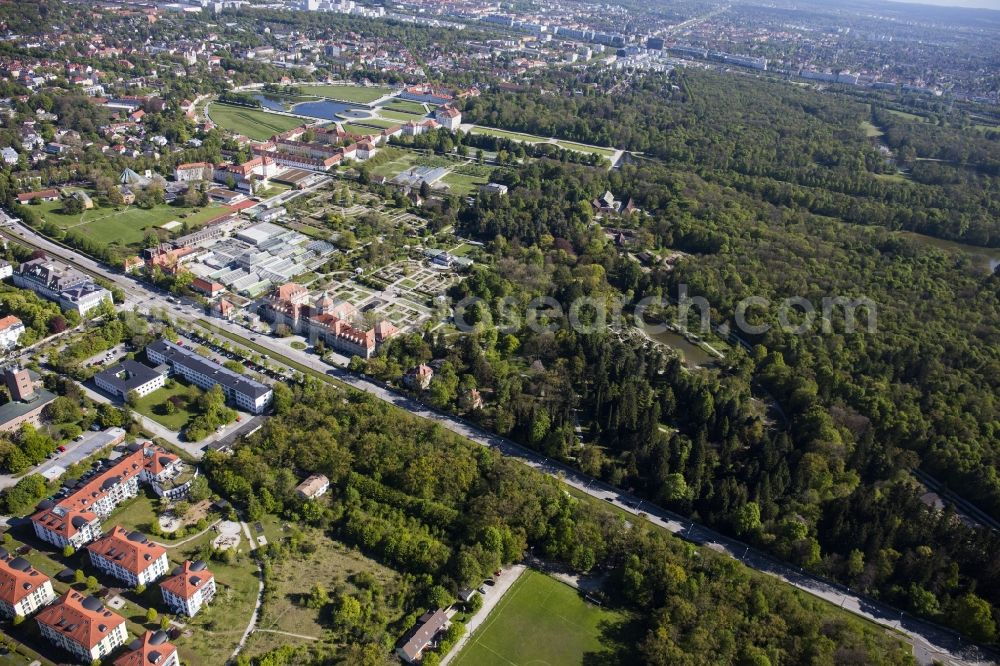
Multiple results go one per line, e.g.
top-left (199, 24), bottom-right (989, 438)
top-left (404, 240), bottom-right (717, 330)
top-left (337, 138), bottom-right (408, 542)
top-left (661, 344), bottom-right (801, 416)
top-left (57, 445), bottom-right (67, 453)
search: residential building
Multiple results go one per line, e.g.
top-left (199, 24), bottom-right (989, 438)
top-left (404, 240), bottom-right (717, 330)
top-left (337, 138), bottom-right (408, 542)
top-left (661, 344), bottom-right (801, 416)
top-left (94, 360), bottom-right (167, 399)
top-left (255, 206), bottom-right (286, 223)
top-left (0, 550), bottom-right (56, 618)
top-left (87, 526), bottom-right (169, 588)
top-left (397, 609), bottom-right (449, 663)
top-left (295, 474), bottom-right (330, 499)
top-left (31, 443), bottom-right (179, 548)
top-left (406, 364), bottom-right (434, 390)
top-left (0, 147), bottom-right (18, 165)
top-left (31, 504), bottom-right (103, 550)
top-left (114, 630), bottom-right (179, 666)
top-left (0, 315), bottom-right (25, 350)
top-left (13, 257), bottom-right (112, 315)
top-left (146, 339), bottom-right (273, 413)
top-left (159, 560), bottom-right (216, 617)
top-left (0, 260), bottom-right (12, 279)
top-left (37, 591), bottom-right (127, 662)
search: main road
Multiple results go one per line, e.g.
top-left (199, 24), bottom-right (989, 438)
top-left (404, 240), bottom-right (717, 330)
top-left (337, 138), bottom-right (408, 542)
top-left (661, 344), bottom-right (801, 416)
top-left (3, 219), bottom-right (996, 666)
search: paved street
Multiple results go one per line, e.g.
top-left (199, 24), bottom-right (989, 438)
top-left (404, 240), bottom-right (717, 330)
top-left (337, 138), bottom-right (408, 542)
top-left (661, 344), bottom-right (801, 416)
top-left (4, 220), bottom-right (998, 666)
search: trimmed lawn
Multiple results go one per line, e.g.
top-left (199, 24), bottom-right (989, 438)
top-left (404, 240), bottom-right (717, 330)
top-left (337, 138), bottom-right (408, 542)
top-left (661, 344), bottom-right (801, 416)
top-left (453, 569), bottom-right (632, 666)
top-left (209, 102), bottom-right (306, 140)
top-left (378, 109), bottom-right (425, 123)
top-left (555, 140), bottom-right (616, 157)
top-left (381, 100), bottom-right (427, 114)
top-left (36, 198), bottom-right (227, 247)
top-left (133, 380), bottom-right (204, 432)
top-left (441, 171), bottom-right (487, 196)
top-left (470, 127), bottom-right (547, 143)
top-left (299, 84), bottom-right (394, 104)
top-left (370, 152), bottom-right (421, 178)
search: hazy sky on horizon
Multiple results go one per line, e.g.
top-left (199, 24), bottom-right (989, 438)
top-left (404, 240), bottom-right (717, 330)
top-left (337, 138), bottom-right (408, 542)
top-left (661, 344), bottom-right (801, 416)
top-left (887, 0), bottom-right (1000, 10)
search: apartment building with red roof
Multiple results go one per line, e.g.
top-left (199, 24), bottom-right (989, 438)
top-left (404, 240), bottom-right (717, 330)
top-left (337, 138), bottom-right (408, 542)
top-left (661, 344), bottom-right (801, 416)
top-left (0, 548), bottom-right (56, 618)
top-left (159, 560), bottom-right (216, 617)
top-left (31, 444), bottom-right (181, 549)
top-left (114, 630), bottom-right (179, 666)
top-left (36, 591), bottom-right (128, 663)
top-left (87, 526), bottom-right (169, 588)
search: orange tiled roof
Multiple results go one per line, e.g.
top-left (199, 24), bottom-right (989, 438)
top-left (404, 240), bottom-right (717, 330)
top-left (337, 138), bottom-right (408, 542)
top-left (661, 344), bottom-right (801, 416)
top-left (0, 553), bottom-right (50, 605)
top-left (114, 630), bottom-right (177, 666)
top-left (87, 526), bottom-right (166, 576)
top-left (159, 561), bottom-right (213, 601)
top-left (0, 315), bottom-right (22, 332)
top-left (36, 590), bottom-right (124, 650)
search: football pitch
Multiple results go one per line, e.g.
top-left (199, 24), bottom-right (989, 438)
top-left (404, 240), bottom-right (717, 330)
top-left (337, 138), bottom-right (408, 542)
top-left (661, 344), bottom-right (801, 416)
top-left (452, 570), bottom-right (628, 666)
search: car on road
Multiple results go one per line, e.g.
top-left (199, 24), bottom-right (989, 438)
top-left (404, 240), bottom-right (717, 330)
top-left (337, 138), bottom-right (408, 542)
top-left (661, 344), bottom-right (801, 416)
top-left (57, 445), bottom-right (67, 453)
top-left (477, 586), bottom-right (487, 594)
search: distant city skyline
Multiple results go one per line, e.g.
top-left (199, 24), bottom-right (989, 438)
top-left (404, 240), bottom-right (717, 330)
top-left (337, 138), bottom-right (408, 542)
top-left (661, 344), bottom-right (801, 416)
top-left (887, 0), bottom-right (1000, 10)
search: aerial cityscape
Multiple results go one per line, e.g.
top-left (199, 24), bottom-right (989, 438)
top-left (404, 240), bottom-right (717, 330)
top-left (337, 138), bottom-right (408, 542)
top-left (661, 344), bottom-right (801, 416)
top-left (0, 0), bottom-right (994, 664)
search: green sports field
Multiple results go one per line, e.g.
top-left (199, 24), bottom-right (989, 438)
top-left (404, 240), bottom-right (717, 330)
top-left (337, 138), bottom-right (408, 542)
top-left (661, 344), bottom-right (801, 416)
top-left (36, 197), bottom-right (228, 247)
top-left (452, 570), bottom-right (630, 666)
top-left (208, 102), bottom-right (306, 140)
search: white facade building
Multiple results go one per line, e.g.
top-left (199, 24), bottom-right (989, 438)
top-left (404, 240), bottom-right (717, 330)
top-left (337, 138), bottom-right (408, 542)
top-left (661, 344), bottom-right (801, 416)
top-left (159, 561), bottom-right (216, 617)
top-left (87, 527), bottom-right (170, 588)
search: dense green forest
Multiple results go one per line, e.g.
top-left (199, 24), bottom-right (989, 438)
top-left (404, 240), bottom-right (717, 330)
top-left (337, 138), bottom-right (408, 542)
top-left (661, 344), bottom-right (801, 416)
top-left (461, 69), bottom-right (1000, 246)
top-left (366, 145), bottom-right (1000, 641)
top-left (205, 380), bottom-right (913, 665)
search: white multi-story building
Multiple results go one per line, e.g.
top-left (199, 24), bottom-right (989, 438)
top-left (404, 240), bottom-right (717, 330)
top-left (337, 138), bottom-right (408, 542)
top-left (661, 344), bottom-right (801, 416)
top-left (0, 315), bottom-right (25, 350)
top-left (0, 552), bottom-right (56, 618)
top-left (434, 104), bottom-right (461, 130)
top-left (94, 360), bottom-right (167, 399)
top-left (159, 560), bottom-right (216, 617)
top-left (36, 591), bottom-right (128, 663)
top-left (87, 526), bottom-right (169, 588)
top-left (13, 257), bottom-right (112, 315)
top-left (31, 505), bottom-right (103, 550)
top-left (174, 162), bottom-right (214, 182)
top-left (31, 443), bottom-right (180, 549)
top-left (114, 630), bottom-right (180, 666)
top-left (146, 339), bottom-right (273, 413)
